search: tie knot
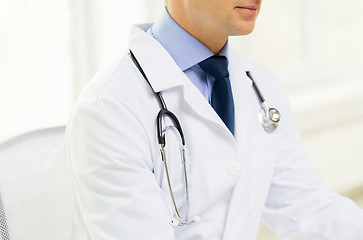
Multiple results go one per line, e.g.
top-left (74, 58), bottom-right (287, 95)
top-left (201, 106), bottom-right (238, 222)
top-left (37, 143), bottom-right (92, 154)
top-left (199, 55), bottom-right (229, 80)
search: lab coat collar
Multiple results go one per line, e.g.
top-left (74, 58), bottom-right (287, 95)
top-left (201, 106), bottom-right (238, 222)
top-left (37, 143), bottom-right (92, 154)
top-left (128, 24), bottom-right (185, 93)
top-left (128, 25), bottom-right (230, 138)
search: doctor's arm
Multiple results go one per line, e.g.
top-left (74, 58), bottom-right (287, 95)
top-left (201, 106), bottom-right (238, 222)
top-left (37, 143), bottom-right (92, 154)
top-left (66, 95), bottom-right (175, 240)
top-left (262, 100), bottom-right (363, 239)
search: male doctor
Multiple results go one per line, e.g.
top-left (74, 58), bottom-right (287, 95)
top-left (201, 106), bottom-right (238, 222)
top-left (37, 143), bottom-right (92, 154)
top-left (66, 0), bottom-right (363, 239)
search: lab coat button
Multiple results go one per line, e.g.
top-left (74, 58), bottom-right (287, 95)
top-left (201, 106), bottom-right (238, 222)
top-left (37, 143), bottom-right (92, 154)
top-left (227, 164), bottom-right (240, 176)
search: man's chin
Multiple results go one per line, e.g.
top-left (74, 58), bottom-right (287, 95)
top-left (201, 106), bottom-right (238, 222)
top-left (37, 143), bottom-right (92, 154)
top-left (230, 25), bottom-right (256, 36)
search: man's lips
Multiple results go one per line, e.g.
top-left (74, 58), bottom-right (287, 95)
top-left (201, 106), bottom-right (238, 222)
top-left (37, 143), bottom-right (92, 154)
top-left (235, 6), bottom-right (259, 15)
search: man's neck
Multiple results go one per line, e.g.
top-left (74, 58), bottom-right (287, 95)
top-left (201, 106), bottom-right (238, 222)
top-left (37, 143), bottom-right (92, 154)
top-left (166, 6), bottom-right (228, 55)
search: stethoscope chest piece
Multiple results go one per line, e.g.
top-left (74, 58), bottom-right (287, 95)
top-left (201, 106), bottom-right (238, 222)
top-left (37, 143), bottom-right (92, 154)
top-left (258, 102), bottom-right (280, 132)
top-left (246, 71), bottom-right (280, 132)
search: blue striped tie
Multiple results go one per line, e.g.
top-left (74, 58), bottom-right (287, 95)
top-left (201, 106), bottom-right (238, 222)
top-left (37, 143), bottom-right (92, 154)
top-left (199, 56), bottom-right (235, 135)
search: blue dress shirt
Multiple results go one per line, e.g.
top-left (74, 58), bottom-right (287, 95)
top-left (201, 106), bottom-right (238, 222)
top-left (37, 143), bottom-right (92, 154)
top-left (149, 8), bottom-right (229, 103)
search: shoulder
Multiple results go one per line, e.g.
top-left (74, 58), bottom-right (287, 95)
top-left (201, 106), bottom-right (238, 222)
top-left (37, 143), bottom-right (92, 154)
top-left (75, 51), bottom-right (131, 105)
top-left (74, 50), bottom-right (154, 110)
top-left (68, 49), bottom-right (158, 139)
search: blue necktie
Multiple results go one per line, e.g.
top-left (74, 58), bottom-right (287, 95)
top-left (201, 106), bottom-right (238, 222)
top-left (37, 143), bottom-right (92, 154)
top-left (199, 56), bottom-right (235, 135)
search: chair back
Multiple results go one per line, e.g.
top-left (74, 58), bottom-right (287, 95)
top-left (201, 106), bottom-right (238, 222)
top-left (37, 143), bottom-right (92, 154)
top-left (0, 127), bottom-right (71, 240)
top-left (0, 193), bottom-right (10, 240)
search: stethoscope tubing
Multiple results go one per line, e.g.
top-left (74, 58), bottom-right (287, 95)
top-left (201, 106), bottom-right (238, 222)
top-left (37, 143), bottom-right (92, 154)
top-left (246, 71), bottom-right (265, 103)
top-left (129, 50), bottom-right (185, 146)
top-left (128, 49), bottom-right (280, 226)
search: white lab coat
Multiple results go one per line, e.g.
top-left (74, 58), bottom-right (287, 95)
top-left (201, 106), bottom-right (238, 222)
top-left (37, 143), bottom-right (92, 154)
top-left (65, 24), bottom-right (363, 240)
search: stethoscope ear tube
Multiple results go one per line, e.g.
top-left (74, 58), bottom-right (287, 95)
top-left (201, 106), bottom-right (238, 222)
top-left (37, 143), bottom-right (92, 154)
top-left (246, 71), bottom-right (265, 103)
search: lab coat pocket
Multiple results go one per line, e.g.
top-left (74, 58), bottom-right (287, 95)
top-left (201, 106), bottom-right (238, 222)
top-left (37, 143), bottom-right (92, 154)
top-left (248, 133), bottom-right (280, 219)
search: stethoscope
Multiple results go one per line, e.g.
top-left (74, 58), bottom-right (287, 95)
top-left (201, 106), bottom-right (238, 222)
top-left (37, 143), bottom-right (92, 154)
top-left (129, 50), bottom-right (280, 227)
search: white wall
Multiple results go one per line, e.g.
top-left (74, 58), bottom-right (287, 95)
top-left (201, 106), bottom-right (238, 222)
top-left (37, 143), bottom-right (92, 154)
top-left (0, 0), bottom-right (72, 142)
top-left (71, 0), bottom-right (164, 95)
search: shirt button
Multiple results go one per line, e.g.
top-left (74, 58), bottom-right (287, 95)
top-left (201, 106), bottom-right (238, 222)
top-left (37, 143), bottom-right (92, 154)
top-left (227, 164), bottom-right (240, 176)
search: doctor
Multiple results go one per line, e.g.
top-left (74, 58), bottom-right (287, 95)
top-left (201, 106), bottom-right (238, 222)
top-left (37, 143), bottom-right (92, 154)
top-left (66, 0), bottom-right (363, 239)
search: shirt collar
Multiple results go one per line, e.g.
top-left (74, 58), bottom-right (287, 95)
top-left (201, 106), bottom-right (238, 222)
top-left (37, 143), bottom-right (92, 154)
top-left (150, 8), bottom-right (229, 71)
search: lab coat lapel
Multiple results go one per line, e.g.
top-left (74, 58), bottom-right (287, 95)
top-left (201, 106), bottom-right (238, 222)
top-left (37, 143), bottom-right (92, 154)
top-left (180, 49), bottom-right (256, 142)
top-left (128, 25), bottom-right (185, 93)
top-left (227, 48), bottom-right (254, 146)
top-left (181, 78), bottom-right (236, 141)
top-left (183, 47), bottom-right (255, 143)
top-left (128, 25), bottom-right (237, 140)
